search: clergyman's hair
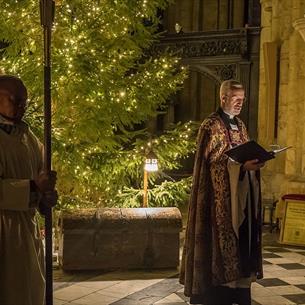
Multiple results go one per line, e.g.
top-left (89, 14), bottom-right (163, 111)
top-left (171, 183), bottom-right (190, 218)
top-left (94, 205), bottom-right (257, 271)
top-left (219, 79), bottom-right (244, 99)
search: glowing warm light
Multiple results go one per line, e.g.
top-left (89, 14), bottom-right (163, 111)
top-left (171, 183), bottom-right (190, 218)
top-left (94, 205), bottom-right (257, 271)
top-left (144, 152), bottom-right (158, 172)
top-left (1, 0), bottom-right (190, 208)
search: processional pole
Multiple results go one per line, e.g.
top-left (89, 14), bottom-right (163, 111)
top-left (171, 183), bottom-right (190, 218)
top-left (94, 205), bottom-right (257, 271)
top-left (40, 1), bottom-right (55, 304)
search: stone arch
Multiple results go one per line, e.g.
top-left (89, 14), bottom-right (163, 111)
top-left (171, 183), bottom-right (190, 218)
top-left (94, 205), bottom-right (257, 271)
top-left (174, 65), bottom-right (223, 123)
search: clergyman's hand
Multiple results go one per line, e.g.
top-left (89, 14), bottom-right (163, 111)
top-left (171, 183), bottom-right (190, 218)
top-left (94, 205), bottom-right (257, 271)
top-left (41, 190), bottom-right (58, 208)
top-left (242, 159), bottom-right (265, 171)
top-left (38, 190), bottom-right (58, 215)
top-left (34, 170), bottom-right (57, 193)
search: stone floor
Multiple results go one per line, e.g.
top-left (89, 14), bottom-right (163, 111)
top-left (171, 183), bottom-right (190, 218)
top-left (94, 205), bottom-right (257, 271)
top-left (53, 229), bottom-right (305, 305)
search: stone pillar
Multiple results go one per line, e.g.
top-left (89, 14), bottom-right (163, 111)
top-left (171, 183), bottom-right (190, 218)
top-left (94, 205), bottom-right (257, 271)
top-left (285, 0), bottom-right (305, 180)
top-left (258, 0), bottom-right (273, 147)
top-left (259, 0), bottom-right (305, 199)
top-left (285, 31), bottom-right (300, 176)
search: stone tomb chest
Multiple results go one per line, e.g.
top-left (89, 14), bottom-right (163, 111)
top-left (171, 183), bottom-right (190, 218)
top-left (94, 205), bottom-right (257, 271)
top-left (59, 207), bottom-right (182, 270)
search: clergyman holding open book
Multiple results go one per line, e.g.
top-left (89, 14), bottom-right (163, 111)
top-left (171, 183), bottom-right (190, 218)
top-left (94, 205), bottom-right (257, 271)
top-left (180, 79), bottom-right (265, 305)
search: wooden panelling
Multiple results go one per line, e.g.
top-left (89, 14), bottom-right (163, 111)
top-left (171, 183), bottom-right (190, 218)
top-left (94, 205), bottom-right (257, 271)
top-left (164, 0), bottom-right (260, 33)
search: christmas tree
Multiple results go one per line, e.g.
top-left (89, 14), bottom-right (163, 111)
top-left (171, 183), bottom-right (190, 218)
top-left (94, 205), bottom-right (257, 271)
top-left (0, 0), bottom-right (197, 209)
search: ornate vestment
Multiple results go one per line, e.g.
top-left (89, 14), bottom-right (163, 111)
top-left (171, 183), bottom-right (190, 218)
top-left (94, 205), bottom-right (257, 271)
top-left (0, 117), bottom-right (45, 305)
top-left (179, 110), bottom-right (263, 297)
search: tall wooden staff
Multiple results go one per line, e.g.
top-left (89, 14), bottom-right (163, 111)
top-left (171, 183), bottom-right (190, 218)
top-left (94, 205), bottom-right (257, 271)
top-left (40, 1), bottom-right (55, 304)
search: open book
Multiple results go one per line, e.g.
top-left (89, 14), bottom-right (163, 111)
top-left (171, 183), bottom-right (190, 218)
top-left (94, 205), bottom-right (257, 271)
top-left (225, 140), bottom-right (291, 163)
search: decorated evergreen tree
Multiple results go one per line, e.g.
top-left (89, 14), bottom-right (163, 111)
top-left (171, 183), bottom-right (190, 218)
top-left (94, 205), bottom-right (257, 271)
top-left (0, 0), bottom-right (198, 209)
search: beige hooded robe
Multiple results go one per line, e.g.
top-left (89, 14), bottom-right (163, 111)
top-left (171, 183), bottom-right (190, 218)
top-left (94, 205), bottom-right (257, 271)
top-left (0, 117), bottom-right (45, 305)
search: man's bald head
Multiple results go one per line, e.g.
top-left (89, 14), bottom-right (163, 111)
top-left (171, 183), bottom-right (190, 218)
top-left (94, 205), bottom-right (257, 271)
top-left (0, 75), bottom-right (27, 97)
top-left (0, 75), bottom-right (28, 122)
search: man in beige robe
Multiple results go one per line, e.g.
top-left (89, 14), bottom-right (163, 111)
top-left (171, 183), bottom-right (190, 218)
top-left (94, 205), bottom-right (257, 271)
top-left (0, 75), bottom-right (57, 305)
top-left (180, 80), bottom-right (265, 305)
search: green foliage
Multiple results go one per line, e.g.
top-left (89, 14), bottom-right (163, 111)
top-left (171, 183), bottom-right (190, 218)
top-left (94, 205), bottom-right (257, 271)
top-left (0, 0), bottom-right (197, 209)
top-left (114, 176), bottom-right (192, 208)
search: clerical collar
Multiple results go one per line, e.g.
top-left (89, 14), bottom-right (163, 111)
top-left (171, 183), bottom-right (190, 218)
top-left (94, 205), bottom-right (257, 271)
top-left (223, 110), bottom-right (234, 119)
top-left (217, 107), bottom-right (238, 130)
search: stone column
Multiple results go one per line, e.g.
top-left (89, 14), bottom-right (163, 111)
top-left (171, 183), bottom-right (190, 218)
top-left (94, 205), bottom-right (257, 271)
top-left (285, 0), bottom-right (305, 179)
top-left (258, 0), bottom-right (273, 147)
top-left (258, 0), bottom-right (305, 198)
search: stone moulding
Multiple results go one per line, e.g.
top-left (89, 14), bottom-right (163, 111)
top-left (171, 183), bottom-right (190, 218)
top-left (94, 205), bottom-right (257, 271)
top-left (293, 18), bottom-right (305, 42)
top-left (151, 28), bottom-right (260, 58)
top-left (260, 0), bottom-right (272, 12)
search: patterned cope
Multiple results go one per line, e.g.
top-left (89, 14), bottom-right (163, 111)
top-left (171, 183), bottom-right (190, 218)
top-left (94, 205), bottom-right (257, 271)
top-left (179, 111), bottom-right (263, 297)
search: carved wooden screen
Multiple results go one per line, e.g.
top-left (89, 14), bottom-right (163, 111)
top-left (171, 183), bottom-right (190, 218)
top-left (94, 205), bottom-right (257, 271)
top-left (164, 0), bottom-right (253, 33)
top-left (154, 2), bottom-right (261, 175)
top-left (154, 28), bottom-right (260, 140)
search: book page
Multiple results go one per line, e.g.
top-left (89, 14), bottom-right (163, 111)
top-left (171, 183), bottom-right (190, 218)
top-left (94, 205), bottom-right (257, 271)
top-left (272, 146), bottom-right (292, 154)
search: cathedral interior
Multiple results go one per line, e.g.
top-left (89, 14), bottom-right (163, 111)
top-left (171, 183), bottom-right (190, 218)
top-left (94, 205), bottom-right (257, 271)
top-left (1, 1), bottom-right (305, 305)
top-left (51, 1), bottom-right (305, 305)
top-left (159, 0), bottom-right (305, 203)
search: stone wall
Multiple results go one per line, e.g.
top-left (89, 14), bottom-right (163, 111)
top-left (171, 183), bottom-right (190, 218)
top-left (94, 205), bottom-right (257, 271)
top-left (259, 0), bottom-right (305, 200)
